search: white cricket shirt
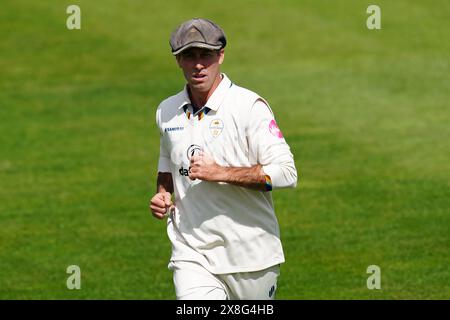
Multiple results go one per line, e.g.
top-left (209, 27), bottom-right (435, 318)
top-left (156, 74), bottom-right (297, 274)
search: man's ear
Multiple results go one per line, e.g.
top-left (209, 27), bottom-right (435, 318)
top-left (175, 55), bottom-right (182, 68)
top-left (218, 49), bottom-right (225, 65)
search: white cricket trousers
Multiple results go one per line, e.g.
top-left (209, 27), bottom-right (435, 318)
top-left (169, 261), bottom-right (280, 300)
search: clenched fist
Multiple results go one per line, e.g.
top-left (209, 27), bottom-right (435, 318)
top-left (189, 151), bottom-right (223, 182)
top-left (150, 192), bottom-right (175, 219)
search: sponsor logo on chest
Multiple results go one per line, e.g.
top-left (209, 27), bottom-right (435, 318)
top-left (164, 126), bottom-right (184, 133)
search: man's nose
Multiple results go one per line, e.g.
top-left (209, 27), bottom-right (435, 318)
top-left (194, 61), bottom-right (204, 70)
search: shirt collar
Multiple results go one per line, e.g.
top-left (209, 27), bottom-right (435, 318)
top-left (177, 73), bottom-right (232, 111)
top-left (177, 88), bottom-right (191, 110)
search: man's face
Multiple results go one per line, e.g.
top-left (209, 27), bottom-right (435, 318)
top-left (176, 48), bottom-right (225, 93)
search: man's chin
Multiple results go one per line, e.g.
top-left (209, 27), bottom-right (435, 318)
top-left (189, 82), bottom-right (210, 92)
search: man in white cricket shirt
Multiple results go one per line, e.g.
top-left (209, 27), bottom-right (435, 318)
top-left (150, 18), bottom-right (298, 300)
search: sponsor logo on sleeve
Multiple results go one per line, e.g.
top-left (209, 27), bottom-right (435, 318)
top-left (269, 119), bottom-right (283, 138)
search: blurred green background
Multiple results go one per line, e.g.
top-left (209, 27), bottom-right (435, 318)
top-left (0, 0), bottom-right (449, 299)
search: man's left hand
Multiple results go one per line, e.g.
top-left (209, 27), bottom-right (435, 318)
top-left (189, 151), bottom-right (223, 181)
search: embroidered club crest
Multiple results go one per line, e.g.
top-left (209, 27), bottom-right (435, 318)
top-left (209, 119), bottom-right (224, 138)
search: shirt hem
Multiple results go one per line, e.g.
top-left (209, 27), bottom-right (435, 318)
top-left (169, 257), bottom-right (285, 275)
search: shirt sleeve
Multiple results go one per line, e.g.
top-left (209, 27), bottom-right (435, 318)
top-left (156, 107), bottom-right (171, 173)
top-left (247, 99), bottom-right (298, 189)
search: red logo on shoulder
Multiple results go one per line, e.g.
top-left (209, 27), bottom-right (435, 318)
top-left (269, 119), bottom-right (283, 138)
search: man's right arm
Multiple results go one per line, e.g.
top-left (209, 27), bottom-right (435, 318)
top-left (157, 172), bottom-right (174, 194)
top-left (151, 105), bottom-right (175, 219)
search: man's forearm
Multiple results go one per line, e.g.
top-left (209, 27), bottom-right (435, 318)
top-left (157, 172), bottom-right (174, 194)
top-left (216, 165), bottom-right (268, 192)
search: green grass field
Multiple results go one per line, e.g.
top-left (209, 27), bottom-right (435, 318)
top-left (1, 0), bottom-right (449, 299)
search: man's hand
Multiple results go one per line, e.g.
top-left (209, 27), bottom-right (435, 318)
top-left (189, 151), bottom-right (223, 181)
top-left (150, 192), bottom-right (174, 220)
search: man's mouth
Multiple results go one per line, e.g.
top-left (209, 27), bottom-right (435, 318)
top-left (192, 74), bottom-right (207, 80)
